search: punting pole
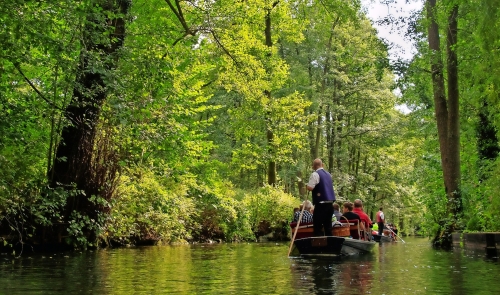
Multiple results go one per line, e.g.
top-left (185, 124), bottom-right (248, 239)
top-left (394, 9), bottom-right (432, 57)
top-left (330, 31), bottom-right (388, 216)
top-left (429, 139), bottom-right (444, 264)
top-left (388, 226), bottom-right (405, 243)
top-left (287, 191), bottom-right (309, 256)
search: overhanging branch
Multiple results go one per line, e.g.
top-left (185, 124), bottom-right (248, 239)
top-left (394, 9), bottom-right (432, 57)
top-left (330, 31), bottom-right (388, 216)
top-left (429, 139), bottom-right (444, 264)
top-left (13, 62), bottom-right (63, 111)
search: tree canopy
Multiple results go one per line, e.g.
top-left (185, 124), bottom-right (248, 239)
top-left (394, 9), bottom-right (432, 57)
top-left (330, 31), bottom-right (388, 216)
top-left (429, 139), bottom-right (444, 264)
top-left (1, 0), bottom-right (499, 251)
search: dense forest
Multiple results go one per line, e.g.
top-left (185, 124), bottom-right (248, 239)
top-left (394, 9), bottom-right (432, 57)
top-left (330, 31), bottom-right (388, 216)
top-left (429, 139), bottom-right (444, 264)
top-left (1, 0), bottom-right (499, 252)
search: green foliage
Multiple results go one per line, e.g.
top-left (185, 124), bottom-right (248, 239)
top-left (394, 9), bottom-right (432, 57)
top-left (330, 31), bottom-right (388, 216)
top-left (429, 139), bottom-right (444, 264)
top-left (106, 167), bottom-right (195, 244)
top-left (5, 0), bottom-right (485, 249)
top-left (242, 186), bottom-right (298, 233)
top-left (106, 164), bottom-right (257, 244)
top-left (0, 180), bottom-right (95, 250)
top-left (190, 185), bottom-right (255, 243)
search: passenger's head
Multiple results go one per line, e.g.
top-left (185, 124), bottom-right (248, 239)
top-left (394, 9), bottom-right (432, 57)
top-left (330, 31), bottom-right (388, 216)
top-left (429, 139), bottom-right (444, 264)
top-left (293, 207), bottom-right (299, 213)
top-left (379, 207), bottom-right (383, 211)
top-left (343, 201), bottom-right (353, 212)
top-left (303, 200), bottom-right (313, 211)
top-left (333, 203), bottom-right (340, 211)
top-left (354, 199), bottom-right (363, 208)
top-left (312, 158), bottom-right (323, 170)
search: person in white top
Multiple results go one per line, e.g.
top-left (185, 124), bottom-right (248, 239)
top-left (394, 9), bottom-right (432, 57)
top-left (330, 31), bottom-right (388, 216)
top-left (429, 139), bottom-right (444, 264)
top-left (305, 158), bottom-right (336, 236)
top-left (376, 207), bottom-right (385, 236)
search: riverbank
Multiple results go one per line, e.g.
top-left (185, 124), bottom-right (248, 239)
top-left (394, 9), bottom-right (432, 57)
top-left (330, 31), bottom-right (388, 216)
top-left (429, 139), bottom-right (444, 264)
top-left (452, 232), bottom-right (500, 256)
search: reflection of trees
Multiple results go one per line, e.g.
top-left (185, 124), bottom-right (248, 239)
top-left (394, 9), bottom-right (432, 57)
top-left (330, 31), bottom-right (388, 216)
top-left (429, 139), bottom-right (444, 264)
top-left (450, 250), bottom-right (465, 295)
top-left (289, 258), bottom-right (343, 294)
top-left (311, 260), bottom-right (341, 295)
top-left (337, 257), bottom-right (373, 295)
top-left (289, 256), bottom-right (374, 295)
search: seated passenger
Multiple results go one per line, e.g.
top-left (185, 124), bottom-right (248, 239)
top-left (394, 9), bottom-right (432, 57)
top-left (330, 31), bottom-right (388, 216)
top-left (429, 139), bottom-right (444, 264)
top-left (332, 203), bottom-right (342, 222)
top-left (340, 201), bottom-right (360, 222)
top-left (353, 199), bottom-right (372, 230)
top-left (292, 200), bottom-right (314, 224)
top-left (390, 223), bottom-right (398, 235)
top-left (340, 201), bottom-right (362, 239)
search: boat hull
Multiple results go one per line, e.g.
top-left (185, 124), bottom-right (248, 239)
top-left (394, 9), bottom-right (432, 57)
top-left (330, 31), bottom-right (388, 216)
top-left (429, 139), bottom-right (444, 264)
top-left (341, 239), bottom-right (376, 255)
top-left (373, 234), bottom-right (393, 243)
top-left (293, 236), bottom-right (345, 257)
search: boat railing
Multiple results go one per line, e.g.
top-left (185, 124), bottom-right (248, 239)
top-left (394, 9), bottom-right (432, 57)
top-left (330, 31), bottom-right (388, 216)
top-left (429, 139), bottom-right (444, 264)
top-left (289, 222), bottom-right (314, 229)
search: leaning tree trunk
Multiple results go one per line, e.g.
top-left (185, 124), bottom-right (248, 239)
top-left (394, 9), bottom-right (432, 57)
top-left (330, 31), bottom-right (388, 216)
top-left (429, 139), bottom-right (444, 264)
top-left (426, 0), bottom-right (461, 248)
top-left (48, 0), bottom-right (131, 245)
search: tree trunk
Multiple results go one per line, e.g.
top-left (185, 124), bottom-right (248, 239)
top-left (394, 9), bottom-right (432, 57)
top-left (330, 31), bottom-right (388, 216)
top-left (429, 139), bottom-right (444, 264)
top-left (327, 82), bottom-right (336, 170)
top-left (315, 19), bottom-right (339, 164)
top-left (297, 171), bottom-right (305, 197)
top-left (265, 8), bottom-right (276, 186)
top-left (326, 105), bottom-right (332, 170)
top-left (313, 106), bottom-right (322, 159)
top-left (352, 148), bottom-right (361, 194)
top-left (307, 57), bottom-right (316, 162)
top-left (446, 4), bottom-right (461, 216)
top-left (426, 0), bottom-right (461, 248)
top-left (49, 0), bottom-right (131, 244)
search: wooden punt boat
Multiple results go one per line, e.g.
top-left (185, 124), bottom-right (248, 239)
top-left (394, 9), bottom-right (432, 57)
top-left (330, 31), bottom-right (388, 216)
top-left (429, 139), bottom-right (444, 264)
top-left (341, 238), bottom-right (376, 255)
top-left (293, 236), bottom-right (345, 257)
top-left (289, 220), bottom-right (376, 256)
top-left (373, 234), bottom-right (393, 243)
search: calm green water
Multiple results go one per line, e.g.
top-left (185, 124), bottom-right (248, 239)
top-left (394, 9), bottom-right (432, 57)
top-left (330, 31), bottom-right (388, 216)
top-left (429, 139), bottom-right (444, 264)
top-left (1, 237), bottom-right (499, 294)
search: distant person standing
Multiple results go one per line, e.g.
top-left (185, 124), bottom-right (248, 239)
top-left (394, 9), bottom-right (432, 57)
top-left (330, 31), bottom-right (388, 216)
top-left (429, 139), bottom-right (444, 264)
top-left (376, 207), bottom-right (385, 236)
top-left (306, 158), bottom-right (336, 236)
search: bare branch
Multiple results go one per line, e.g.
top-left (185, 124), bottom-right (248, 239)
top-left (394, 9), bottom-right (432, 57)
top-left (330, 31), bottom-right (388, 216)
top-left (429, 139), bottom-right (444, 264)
top-left (13, 62), bottom-right (64, 111)
top-left (210, 30), bottom-right (239, 66)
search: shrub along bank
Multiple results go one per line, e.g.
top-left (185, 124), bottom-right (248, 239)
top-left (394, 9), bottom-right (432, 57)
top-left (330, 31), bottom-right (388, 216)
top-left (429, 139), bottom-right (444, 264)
top-left (104, 167), bottom-right (298, 246)
top-left (0, 166), bottom-right (299, 252)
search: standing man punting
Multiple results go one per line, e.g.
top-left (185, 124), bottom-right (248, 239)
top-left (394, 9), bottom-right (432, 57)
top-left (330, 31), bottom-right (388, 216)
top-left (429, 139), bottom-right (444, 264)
top-left (376, 207), bottom-right (385, 236)
top-left (306, 158), bottom-right (336, 236)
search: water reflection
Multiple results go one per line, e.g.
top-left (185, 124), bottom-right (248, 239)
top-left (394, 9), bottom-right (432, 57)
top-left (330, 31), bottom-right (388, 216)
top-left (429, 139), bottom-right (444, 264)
top-left (289, 258), bottom-right (341, 294)
top-left (289, 254), bottom-right (377, 295)
top-left (338, 256), bottom-right (373, 295)
top-left (1, 238), bottom-right (500, 294)
top-left (311, 260), bottom-right (340, 295)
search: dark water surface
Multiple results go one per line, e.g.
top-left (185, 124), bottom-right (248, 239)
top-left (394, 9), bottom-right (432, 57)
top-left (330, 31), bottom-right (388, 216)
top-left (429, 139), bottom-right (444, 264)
top-left (1, 237), bottom-right (499, 294)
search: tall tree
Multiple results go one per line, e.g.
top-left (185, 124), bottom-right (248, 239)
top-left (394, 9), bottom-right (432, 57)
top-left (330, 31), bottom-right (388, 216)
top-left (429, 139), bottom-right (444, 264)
top-left (264, 2), bottom-right (278, 185)
top-left (426, 0), bottom-right (461, 247)
top-left (49, 0), bottom-right (131, 243)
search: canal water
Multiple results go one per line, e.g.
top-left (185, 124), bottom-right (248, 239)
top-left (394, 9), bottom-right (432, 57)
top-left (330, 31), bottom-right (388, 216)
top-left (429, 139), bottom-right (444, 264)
top-left (1, 237), bottom-right (499, 294)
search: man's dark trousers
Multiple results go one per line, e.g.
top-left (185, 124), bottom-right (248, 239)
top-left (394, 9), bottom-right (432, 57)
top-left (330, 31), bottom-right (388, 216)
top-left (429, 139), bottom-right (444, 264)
top-left (313, 202), bottom-right (334, 236)
top-left (378, 222), bottom-right (384, 236)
